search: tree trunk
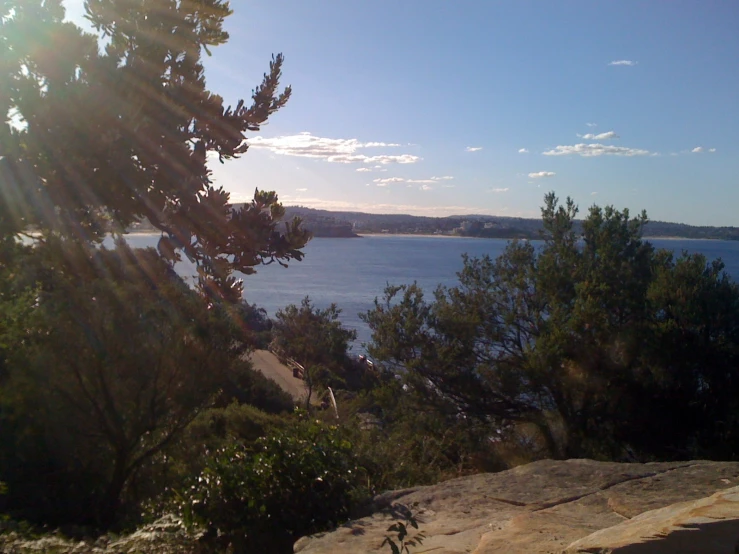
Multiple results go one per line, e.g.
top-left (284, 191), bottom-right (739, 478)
top-left (98, 452), bottom-right (129, 528)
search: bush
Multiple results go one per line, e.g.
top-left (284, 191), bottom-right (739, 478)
top-left (176, 413), bottom-right (368, 553)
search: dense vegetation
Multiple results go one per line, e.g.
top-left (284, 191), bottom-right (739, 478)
top-left (363, 194), bottom-right (739, 461)
top-left (2, 1), bottom-right (739, 553)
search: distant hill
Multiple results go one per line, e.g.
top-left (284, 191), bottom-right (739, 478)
top-left (283, 206), bottom-right (739, 241)
top-left (128, 205), bottom-right (739, 241)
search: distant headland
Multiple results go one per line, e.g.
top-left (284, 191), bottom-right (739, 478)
top-left (128, 205), bottom-right (739, 241)
top-left (279, 206), bottom-right (739, 241)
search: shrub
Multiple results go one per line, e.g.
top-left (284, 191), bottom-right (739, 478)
top-left (176, 413), bottom-right (369, 553)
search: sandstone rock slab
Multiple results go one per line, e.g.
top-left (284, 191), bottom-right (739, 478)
top-left (565, 484), bottom-right (739, 553)
top-left (293, 459), bottom-right (739, 554)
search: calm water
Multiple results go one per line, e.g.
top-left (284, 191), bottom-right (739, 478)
top-left (120, 234), bottom-right (739, 351)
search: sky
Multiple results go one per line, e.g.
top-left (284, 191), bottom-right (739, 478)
top-left (64, 1), bottom-right (739, 226)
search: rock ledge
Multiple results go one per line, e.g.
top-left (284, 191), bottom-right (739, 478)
top-left (294, 459), bottom-right (739, 553)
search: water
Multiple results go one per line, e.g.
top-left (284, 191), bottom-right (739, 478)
top-left (119, 234), bottom-right (739, 351)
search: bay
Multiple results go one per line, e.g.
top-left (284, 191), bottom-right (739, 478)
top-left (119, 234), bottom-right (739, 352)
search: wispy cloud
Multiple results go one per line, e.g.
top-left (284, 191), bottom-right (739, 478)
top-left (577, 130), bottom-right (619, 141)
top-left (608, 60), bottom-right (638, 66)
top-left (373, 176), bottom-right (453, 186)
top-left (373, 177), bottom-right (406, 186)
top-left (518, 148), bottom-right (529, 154)
top-left (709, 148), bottom-right (717, 153)
top-left (528, 171), bottom-right (556, 179)
top-left (490, 187), bottom-right (509, 193)
top-left (420, 184), bottom-right (433, 191)
top-left (586, 122), bottom-right (597, 127)
top-left (466, 146), bottom-right (483, 152)
top-left (296, 188), bottom-right (308, 192)
top-left (591, 192), bottom-right (598, 196)
top-left (247, 132), bottom-right (420, 164)
top-left (356, 167), bottom-right (372, 172)
top-left (543, 143), bottom-right (650, 157)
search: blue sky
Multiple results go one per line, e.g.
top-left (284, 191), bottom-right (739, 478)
top-left (66, 1), bottom-right (739, 225)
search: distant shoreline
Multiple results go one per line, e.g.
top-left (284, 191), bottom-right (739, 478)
top-left (124, 230), bottom-right (735, 243)
top-left (357, 233), bottom-right (468, 239)
top-left (644, 236), bottom-right (727, 241)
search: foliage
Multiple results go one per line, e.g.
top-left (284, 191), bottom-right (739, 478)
top-left (363, 193), bottom-right (739, 460)
top-left (0, 241), bottom-right (275, 527)
top-left (381, 504), bottom-right (426, 554)
top-left (0, 0), bottom-right (309, 301)
top-left (176, 413), bottom-right (368, 553)
top-left (272, 297), bottom-right (362, 405)
top-left (273, 297), bottom-right (357, 371)
top-left (233, 302), bottom-right (274, 349)
top-left (339, 377), bottom-right (504, 492)
top-left (0, 0), bottom-right (312, 532)
top-left (138, 403), bottom-right (291, 523)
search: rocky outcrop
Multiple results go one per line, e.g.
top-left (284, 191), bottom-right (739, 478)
top-left (294, 459), bottom-right (739, 554)
top-left (565, 484), bottom-right (739, 553)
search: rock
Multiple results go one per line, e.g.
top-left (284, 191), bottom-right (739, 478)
top-left (293, 459), bottom-right (739, 554)
top-left (565, 485), bottom-right (739, 553)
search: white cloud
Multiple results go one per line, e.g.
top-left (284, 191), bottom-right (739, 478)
top-left (296, 188), bottom-right (308, 192)
top-left (608, 60), bottom-right (638, 66)
top-left (518, 148), bottom-right (529, 154)
top-left (466, 146), bottom-right (483, 152)
top-left (591, 192), bottom-right (598, 196)
top-left (709, 148), bottom-right (717, 153)
top-left (577, 130), bottom-right (619, 141)
top-left (490, 188), bottom-right (509, 193)
top-left (373, 177), bottom-right (406, 186)
top-left (543, 143), bottom-right (650, 157)
top-left (586, 122), bottom-right (597, 127)
top-left (356, 167), bottom-right (372, 172)
top-left (247, 132), bottom-right (420, 165)
top-left (528, 171), bottom-right (556, 179)
top-left (372, 176), bottom-right (454, 185)
top-left (691, 146), bottom-right (704, 153)
top-left (441, 184), bottom-right (456, 188)
top-left (420, 184), bottom-right (432, 191)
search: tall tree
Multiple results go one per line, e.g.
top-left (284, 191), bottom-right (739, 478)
top-left (364, 193), bottom-right (739, 460)
top-left (0, 0), bottom-right (309, 301)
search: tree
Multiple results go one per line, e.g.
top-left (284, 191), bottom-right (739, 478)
top-left (0, 0), bottom-right (314, 528)
top-left (272, 297), bottom-right (358, 397)
top-left (363, 193), bottom-right (739, 460)
top-left (0, 0), bottom-right (309, 301)
top-left (0, 242), bottom-right (264, 526)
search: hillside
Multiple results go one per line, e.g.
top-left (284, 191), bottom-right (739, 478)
top-left (128, 205), bottom-right (739, 241)
top-left (284, 206), bottom-right (739, 240)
